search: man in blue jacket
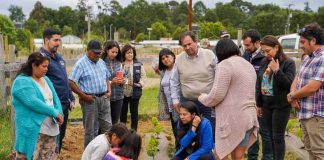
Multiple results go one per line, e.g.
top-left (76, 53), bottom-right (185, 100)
top-left (39, 29), bottom-right (75, 153)
top-left (242, 29), bottom-right (273, 160)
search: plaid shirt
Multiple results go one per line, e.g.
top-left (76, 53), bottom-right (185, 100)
top-left (69, 55), bottom-right (110, 94)
top-left (104, 58), bottom-right (124, 101)
top-left (296, 47), bottom-right (324, 119)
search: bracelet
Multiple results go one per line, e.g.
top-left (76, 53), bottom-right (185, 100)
top-left (192, 125), bottom-right (198, 128)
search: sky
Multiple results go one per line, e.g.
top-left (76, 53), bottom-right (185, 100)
top-left (0, 0), bottom-right (323, 18)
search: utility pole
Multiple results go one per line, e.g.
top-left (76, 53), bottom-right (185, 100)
top-left (189, 0), bottom-right (192, 31)
top-left (86, 6), bottom-right (92, 41)
top-left (110, 24), bottom-right (113, 40)
top-left (104, 25), bottom-right (106, 42)
top-left (147, 28), bottom-right (152, 40)
top-left (286, 4), bottom-right (293, 34)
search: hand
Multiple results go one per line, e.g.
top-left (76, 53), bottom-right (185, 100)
top-left (287, 92), bottom-right (294, 103)
top-left (56, 113), bottom-right (64, 125)
top-left (81, 94), bottom-right (94, 103)
top-left (173, 103), bottom-right (180, 113)
top-left (257, 107), bottom-right (262, 117)
top-left (268, 58), bottom-right (279, 72)
top-left (69, 100), bottom-right (75, 111)
top-left (192, 115), bottom-right (201, 127)
top-left (116, 77), bottom-right (125, 84)
top-left (112, 77), bottom-right (119, 84)
top-left (291, 100), bottom-right (300, 110)
top-left (105, 91), bottom-right (111, 98)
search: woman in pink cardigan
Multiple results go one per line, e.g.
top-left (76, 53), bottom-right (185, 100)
top-left (198, 39), bottom-right (259, 160)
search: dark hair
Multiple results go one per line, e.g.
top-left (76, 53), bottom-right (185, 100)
top-left (260, 35), bottom-right (287, 64)
top-left (179, 31), bottom-right (197, 45)
top-left (116, 130), bottom-right (142, 160)
top-left (242, 29), bottom-right (261, 43)
top-left (215, 39), bottom-right (240, 62)
top-left (298, 23), bottom-right (324, 45)
top-left (158, 48), bottom-right (176, 71)
top-left (101, 40), bottom-right (122, 62)
top-left (17, 52), bottom-right (50, 76)
top-left (43, 29), bottom-right (61, 42)
top-left (121, 44), bottom-right (137, 62)
top-left (106, 123), bottom-right (128, 139)
top-left (177, 101), bottom-right (201, 153)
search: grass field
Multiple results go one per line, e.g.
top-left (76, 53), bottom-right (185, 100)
top-left (0, 108), bottom-right (13, 159)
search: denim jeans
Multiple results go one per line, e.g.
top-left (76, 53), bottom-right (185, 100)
top-left (248, 116), bottom-right (273, 160)
top-left (263, 106), bottom-right (291, 160)
top-left (120, 97), bottom-right (140, 131)
top-left (80, 96), bottom-right (112, 148)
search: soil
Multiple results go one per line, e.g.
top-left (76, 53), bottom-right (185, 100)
top-left (59, 120), bottom-right (173, 160)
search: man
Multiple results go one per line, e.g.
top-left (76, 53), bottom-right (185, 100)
top-left (39, 29), bottom-right (75, 153)
top-left (171, 31), bottom-right (217, 136)
top-left (288, 23), bottom-right (324, 160)
top-left (69, 40), bottom-right (112, 148)
top-left (242, 29), bottom-right (273, 160)
top-left (200, 38), bottom-right (212, 50)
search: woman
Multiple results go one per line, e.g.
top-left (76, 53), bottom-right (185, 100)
top-left (158, 48), bottom-right (179, 138)
top-left (11, 52), bottom-right (63, 160)
top-left (257, 35), bottom-right (295, 160)
top-left (120, 44), bottom-right (147, 131)
top-left (103, 129), bottom-right (142, 160)
top-left (198, 39), bottom-right (259, 160)
top-left (102, 41), bottom-right (124, 124)
top-left (172, 101), bottom-right (214, 160)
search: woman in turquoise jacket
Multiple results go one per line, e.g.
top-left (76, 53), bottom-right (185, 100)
top-left (11, 52), bottom-right (63, 160)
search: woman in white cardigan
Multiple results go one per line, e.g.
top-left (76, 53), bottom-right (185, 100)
top-left (198, 39), bottom-right (259, 160)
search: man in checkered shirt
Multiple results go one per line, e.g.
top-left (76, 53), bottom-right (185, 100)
top-left (288, 23), bottom-right (324, 160)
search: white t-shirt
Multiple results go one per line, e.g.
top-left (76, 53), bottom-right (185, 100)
top-left (82, 134), bottom-right (111, 160)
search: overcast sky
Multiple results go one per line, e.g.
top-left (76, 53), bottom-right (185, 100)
top-left (0, 0), bottom-right (323, 18)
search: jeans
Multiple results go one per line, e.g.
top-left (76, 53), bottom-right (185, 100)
top-left (248, 116), bottom-right (273, 160)
top-left (80, 96), bottom-right (112, 148)
top-left (58, 103), bottom-right (69, 153)
top-left (263, 106), bottom-right (291, 160)
top-left (120, 97), bottom-right (140, 131)
top-left (110, 99), bottom-right (123, 124)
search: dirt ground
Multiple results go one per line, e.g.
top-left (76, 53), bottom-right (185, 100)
top-left (59, 120), bottom-right (173, 160)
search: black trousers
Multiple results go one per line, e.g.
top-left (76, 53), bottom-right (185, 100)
top-left (58, 103), bottom-right (69, 153)
top-left (110, 99), bottom-right (123, 124)
top-left (263, 105), bottom-right (291, 160)
top-left (120, 96), bottom-right (140, 131)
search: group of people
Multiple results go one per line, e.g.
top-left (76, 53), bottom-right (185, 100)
top-left (11, 22), bottom-right (324, 160)
top-left (11, 29), bottom-right (146, 160)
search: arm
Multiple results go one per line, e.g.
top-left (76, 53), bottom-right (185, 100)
top-left (290, 80), bottom-right (322, 99)
top-left (12, 78), bottom-right (59, 118)
top-left (273, 60), bottom-right (296, 90)
top-left (69, 80), bottom-right (93, 102)
top-left (199, 64), bottom-right (231, 107)
top-left (170, 64), bottom-right (181, 105)
top-left (138, 65), bottom-right (147, 87)
top-left (188, 120), bottom-right (214, 160)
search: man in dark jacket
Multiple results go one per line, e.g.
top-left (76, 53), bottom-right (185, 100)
top-left (40, 29), bottom-right (75, 153)
top-left (242, 29), bottom-right (273, 160)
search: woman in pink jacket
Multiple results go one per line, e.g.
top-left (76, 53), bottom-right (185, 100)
top-left (199, 39), bottom-right (259, 160)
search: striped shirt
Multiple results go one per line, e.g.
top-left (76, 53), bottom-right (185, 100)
top-left (69, 55), bottom-right (110, 94)
top-left (296, 47), bottom-right (324, 119)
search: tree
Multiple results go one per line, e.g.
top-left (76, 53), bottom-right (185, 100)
top-left (29, 1), bottom-right (47, 24)
top-left (290, 10), bottom-right (315, 32)
top-left (151, 22), bottom-right (168, 40)
top-left (215, 4), bottom-right (246, 27)
top-left (250, 11), bottom-right (286, 36)
top-left (199, 21), bottom-right (225, 39)
top-left (304, 2), bottom-right (312, 12)
top-left (8, 5), bottom-right (25, 22)
top-left (316, 6), bottom-right (324, 27)
top-left (135, 33), bottom-right (148, 42)
top-left (15, 29), bottom-right (32, 50)
top-left (172, 26), bottom-right (187, 40)
top-left (0, 14), bottom-right (16, 43)
top-left (193, 1), bottom-right (207, 22)
top-left (62, 25), bottom-right (73, 36)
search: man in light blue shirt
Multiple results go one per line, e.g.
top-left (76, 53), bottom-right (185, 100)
top-left (69, 40), bottom-right (112, 148)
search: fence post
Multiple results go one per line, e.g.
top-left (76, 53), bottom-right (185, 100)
top-left (9, 44), bottom-right (16, 149)
top-left (0, 35), bottom-right (6, 109)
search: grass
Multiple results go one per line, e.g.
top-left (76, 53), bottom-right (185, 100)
top-left (0, 107), bottom-right (13, 159)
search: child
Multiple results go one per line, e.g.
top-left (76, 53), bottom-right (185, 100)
top-left (82, 123), bottom-right (128, 160)
top-left (103, 129), bottom-right (142, 160)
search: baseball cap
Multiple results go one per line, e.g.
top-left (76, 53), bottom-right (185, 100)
top-left (87, 40), bottom-right (102, 53)
top-left (220, 31), bottom-right (230, 38)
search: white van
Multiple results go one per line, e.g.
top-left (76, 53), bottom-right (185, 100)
top-left (278, 33), bottom-right (302, 57)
